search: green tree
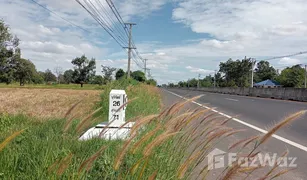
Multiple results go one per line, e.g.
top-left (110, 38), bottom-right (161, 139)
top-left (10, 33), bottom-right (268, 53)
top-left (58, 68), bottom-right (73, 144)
top-left (187, 78), bottom-right (198, 87)
top-left (31, 71), bottom-right (45, 84)
top-left (101, 65), bottom-right (116, 82)
top-left (14, 58), bottom-right (36, 86)
top-left (90, 75), bottom-right (104, 85)
top-left (146, 79), bottom-right (157, 86)
top-left (254, 61), bottom-right (277, 82)
top-left (131, 70), bottom-right (146, 82)
top-left (44, 69), bottom-right (57, 82)
top-left (277, 65), bottom-right (304, 87)
top-left (71, 55), bottom-right (96, 87)
top-left (219, 57), bottom-right (253, 87)
top-left (0, 19), bottom-right (20, 84)
top-left (63, 69), bottom-right (74, 84)
top-left (115, 68), bottom-right (125, 80)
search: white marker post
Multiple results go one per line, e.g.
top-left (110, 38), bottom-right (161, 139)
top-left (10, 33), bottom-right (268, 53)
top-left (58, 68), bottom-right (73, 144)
top-left (79, 90), bottom-right (134, 140)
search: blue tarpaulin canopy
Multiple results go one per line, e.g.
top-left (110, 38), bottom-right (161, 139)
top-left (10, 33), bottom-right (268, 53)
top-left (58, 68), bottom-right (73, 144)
top-left (254, 79), bottom-right (281, 86)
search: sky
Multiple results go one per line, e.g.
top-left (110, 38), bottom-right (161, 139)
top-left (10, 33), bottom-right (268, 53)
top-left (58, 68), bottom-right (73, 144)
top-left (1, 0), bottom-right (307, 84)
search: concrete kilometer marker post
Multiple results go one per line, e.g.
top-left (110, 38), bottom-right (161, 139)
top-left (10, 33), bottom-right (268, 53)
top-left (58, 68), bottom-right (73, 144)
top-left (79, 90), bottom-right (135, 141)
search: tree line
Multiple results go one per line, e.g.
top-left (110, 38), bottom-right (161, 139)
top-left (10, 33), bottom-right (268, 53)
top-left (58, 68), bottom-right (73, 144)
top-left (0, 20), bottom-right (157, 87)
top-left (171, 57), bottom-right (305, 88)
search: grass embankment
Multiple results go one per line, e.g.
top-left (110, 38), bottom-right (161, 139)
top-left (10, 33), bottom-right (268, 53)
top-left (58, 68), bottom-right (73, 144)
top-left (0, 83), bottom-right (104, 90)
top-left (0, 79), bottom-right (301, 179)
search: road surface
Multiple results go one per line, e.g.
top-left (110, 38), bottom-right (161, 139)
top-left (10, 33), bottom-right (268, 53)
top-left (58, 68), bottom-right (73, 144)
top-left (161, 88), bottom-right (307, 179)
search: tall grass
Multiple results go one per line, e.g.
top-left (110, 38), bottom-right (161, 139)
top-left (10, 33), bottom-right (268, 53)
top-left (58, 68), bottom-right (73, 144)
top-left (0, 80), bottom-right (302, 179)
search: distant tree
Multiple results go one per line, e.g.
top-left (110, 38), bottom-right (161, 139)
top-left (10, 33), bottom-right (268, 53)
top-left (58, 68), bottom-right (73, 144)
top-left (54, 66), bottom-right (63, 84)
top-left (146, 79), bottom-right (157, 86)
top-left (168, 83), bottom-right (175, 87)
top-left (101, 65), bottom-right (116, 82)
top-left (219, 57), bottom-right (253, 87)
top-left (187, 78), bottom-right (198, 87)
top-left (115, 68), bottom-right (125, 80)
top-left (44, 69), bottom-right (57, 82)
top-left (131, 70), bottom-right (146, 82)
top-left (71, 55), bottom-right (96, 87)
top-left (63, 69), bottom-right (74, 84)
top-left (13, 58), bottom-right (36, 86)
top-left (31, 71), bottom-right (45, 84)
top-left (0, 19), bottom-right (20, 84)
top-left (254, 61), bottom-right (277, 82)
top-left (178, 81), bottom-right (186, 87)
top-left (276, 65), bottom-right (304, 87)
top-left (200, 75), bottom-right (214, 87)
top-left (90, 75), bottom-right (104, 85)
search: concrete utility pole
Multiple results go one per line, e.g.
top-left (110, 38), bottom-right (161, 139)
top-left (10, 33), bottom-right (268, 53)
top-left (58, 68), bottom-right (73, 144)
top-left (305, 65), bottom-right (307, 88)
top-left (197, 74), bottom-right (201, 88)
top-left (214, 70), bottom-right (217, 88)
top-left (124, 22), bottom-right (136, 79)
top-left (251, 58), bottom-right (256, 88)
top-left (143, 59), bottom-right (148, 79)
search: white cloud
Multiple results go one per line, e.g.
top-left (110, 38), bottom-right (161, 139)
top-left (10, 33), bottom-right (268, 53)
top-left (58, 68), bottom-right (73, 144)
top-left (278, 57), bottom-right (301, 66)
top-left (186, 66), bottom-right (214, 74)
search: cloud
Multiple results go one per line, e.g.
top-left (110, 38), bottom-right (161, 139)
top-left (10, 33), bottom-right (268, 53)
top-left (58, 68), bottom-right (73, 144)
top-left (186, 66), bottom-right (214, 74)
top-left (0, 0), bottom-right (166, 73)
top-left (278, 57), bottom-right (301, 66)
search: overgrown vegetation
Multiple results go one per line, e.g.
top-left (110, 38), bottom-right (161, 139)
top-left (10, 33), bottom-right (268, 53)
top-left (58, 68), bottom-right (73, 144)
top-left (0, 79), bottom-right (301, 179)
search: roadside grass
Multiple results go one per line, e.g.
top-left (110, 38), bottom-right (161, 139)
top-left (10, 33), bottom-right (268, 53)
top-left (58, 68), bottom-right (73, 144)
top-left (0, 83), bottom-right (104, 90)
top-left (0, 79), bottom-right (301, 179)
top-left (0, 79), bottom-right (161, 179)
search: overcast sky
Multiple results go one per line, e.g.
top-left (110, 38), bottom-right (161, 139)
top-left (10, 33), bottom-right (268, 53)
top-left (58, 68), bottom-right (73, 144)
top-left (1, 0), bottom-right (307, 84)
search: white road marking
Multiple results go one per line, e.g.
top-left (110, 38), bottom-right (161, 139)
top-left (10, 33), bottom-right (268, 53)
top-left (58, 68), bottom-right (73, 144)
top-left (225, 98), bottom-right (239, 102)
top-left (164, 89), bottom-right (307, 153)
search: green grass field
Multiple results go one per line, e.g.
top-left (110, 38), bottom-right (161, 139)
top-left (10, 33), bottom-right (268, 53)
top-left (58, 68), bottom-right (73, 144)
top-left (0, 83), bottom-right (104, 90)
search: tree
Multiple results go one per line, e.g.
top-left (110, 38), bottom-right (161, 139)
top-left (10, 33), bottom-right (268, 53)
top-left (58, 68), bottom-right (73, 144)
top-left (63, 69), bottom-right (74, 84)
top-left (54, 66), bottom-right (63, 84)
top-left (131, 70), bottom-right (146, 82)
top-left (277, 65), bottom-right (304, 87)
top-left (101, 65), bottom-right (116, 82)
top-left (44, 69), bottom-right (57, 82)
top-left (254, 61), bottom-right (277, 82)
top-left (90, 75), bottom-right (104, 85)
top-left (0, 19), bottom-right (20, 84)
top-left (14, 58), bottom-right (36, 86)
top-left (187, 78), bottom-right (198, 87)
top-left (71, 55), bottom-right (96, 87)
top-left (219, 57), bottom-right (253, 87)
top-left (32, 71), bottom-right (45, 84)
top-left (146, 79), bottom-right (157, 86)
top-left (115, 68), bottom-right (125, 80)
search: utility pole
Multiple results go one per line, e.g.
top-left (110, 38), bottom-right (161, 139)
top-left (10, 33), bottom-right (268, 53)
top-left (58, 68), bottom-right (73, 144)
top-left (197, 74), bottom-right (201, 88)
top-left (305, 65), bottom-right (307, 88)
top-left (251, 58), bottom-right (256, 88)
top-left (143, 59), bottom-right (148, 79)
top-left (124, 22), bottom-right (136, 79)
top-left (214, 70), bottom-right (217, 88)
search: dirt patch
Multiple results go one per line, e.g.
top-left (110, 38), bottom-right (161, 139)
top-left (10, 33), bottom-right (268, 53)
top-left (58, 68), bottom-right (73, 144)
top-left (0, 88), bottom-right (101, 119)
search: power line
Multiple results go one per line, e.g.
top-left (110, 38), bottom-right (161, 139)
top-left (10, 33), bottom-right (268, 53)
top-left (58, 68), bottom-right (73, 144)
top-left (29, 0), bottom-right (91, 33)
top-left (83, 0), bottom-right (127, 46)
top-left (260, 51), bottom-right (307, 61)
top-left (75, 0), bottom-right (126, 48)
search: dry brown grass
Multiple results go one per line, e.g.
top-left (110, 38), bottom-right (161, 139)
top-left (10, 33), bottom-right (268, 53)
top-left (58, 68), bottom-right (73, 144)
top-left (0, 88), bottom-right (101, 119)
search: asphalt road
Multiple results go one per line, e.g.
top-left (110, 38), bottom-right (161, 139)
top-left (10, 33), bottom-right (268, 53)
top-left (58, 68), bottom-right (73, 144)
top-left (161, 88), bottom-right (307, 179)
